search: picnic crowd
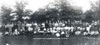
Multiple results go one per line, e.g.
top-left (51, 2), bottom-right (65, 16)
top-left (0, 20), bottom-right (100, 37)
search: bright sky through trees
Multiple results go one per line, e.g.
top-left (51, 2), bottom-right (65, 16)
top-left (0, 0), bottom-right (98, 12)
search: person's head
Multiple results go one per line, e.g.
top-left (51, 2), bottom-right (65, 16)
top-left (7, 22), bottom-right (10, 24)
top-left (18, 21), bottom-right (21, 24)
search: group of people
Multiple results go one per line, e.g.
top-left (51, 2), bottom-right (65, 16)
top-left (0, 20), bottom-right (99, 37)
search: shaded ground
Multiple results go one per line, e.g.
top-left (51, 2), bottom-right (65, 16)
top-left (0, 35), bottom-right (99, 45)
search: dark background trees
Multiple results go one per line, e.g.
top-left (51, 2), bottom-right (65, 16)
top-left (1, 5), bottom-right (13, 24)
top-left (30, 0), bottom-right (83, 22)
top-left (1, 1), bottom-right (33, 24)
top-left (14, 1), bottom-right (31, 22)
top-left (82, 10), bottom-right (94, 23)
top-left (90, 0), bottom-right (100, 20)
top-left (1, 0), bottom-right (100, 24)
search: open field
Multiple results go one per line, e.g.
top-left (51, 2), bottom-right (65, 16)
top-left (0, 35), bottom-right (99, 45)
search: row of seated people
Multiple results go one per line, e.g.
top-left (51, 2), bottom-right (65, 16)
top-left (0, 22), bottom-right (99, 37)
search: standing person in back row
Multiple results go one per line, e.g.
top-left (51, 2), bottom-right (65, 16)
top-left (5, 23), bottom-right (13, 35)
top-left (9, 23), bottom-right (14, 35)
top-left (12, 23), bottom-right (18, 35)
top-left (17, 21), bottom-right (22, 34)
top-left (45, 21), bottom-right (49, 30)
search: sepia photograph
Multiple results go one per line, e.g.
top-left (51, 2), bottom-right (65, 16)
top-left (0, 0), bottom-right (99, 45)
